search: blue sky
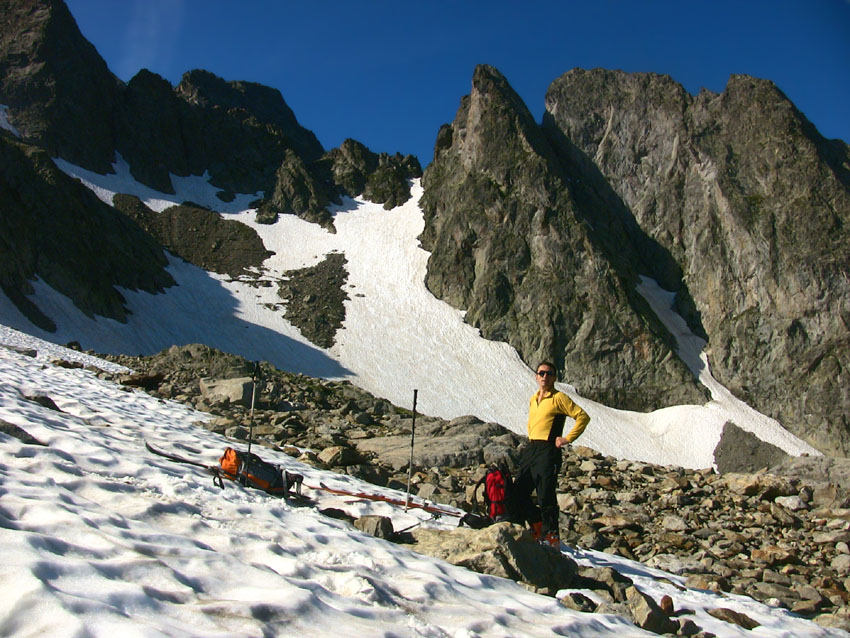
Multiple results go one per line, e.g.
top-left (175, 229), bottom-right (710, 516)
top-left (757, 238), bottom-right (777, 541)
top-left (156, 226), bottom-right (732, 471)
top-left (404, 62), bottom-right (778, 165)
top-left (65, 0), bottom-right (850, 166)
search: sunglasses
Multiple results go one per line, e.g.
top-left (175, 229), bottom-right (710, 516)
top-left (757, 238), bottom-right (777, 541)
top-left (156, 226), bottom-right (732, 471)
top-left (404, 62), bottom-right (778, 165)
top-left (536, 370), bottom-right (555, 377)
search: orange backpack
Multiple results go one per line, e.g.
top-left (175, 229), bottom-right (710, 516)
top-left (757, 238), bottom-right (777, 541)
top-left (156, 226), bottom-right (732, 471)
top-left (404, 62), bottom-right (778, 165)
top-left (218, 447), bottom-right (301, 496)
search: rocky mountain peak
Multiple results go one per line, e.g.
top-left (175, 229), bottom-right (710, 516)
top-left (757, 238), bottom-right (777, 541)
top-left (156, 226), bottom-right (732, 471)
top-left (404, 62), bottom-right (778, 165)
top-left (176, 69), bottom-right (324, 163)
top-left (441, 64), bottom-right (560, 185)
top-left (421, 65), bottom-right (706, 411)
top-left (0, 0), bottom-right (120, 171)
top-left (544, 67), bottom-right (850, 455)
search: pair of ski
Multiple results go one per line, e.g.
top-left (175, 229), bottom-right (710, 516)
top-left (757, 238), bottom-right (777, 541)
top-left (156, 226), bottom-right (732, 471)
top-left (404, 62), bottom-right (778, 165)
top-left (145, 440), bottom-right (461, 519)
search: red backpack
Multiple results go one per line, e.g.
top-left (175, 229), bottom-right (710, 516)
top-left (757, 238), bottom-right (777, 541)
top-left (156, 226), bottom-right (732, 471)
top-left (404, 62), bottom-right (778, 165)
top-left (483, 465), bottom-right (513, 520)
top-left (462, 464), bottom-right (516, 527)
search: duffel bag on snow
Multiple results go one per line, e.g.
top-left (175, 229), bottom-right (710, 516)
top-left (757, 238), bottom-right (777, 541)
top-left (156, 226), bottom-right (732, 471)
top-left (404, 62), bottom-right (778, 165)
top-left (218, 447), bottom-right (302, 496)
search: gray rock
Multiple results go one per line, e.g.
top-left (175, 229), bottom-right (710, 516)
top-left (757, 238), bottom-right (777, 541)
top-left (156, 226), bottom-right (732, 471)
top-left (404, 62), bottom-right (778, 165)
top-left (813, 531), bottom-right (850, 544)
top-left (713, 422), bottom-right (790, 474)
top-left (814, 613), bottom-right (850, 631)
top-left (353, 420), bottom-right (511, 470)
top-left (200, 377), bottom-right (254, 407)
top-left (769, 455), bottom-right (850, 506)
top-left (775, 495), bottom-right (809, 511)
top-left (113, 197), bottom-right (272, 279)
top-left (0, 419), bottom-right (46, 446)
top-left (645, 553), bottom-right (701, 575)
top-left (410, 522), bottom-right (578, 595)
top-left (751, 581), bottom-right (797, 606)
top-left (831, 555), bottom-right (850, 574)
top-left (420, 64), bottom-right (706, 412)
top-left (21, 392), bottom-right (62, 411)
top-left (317, 445), bottom-right (363, 467)
top-left (354, 515), bottom-right (394, 540)
top-left (661, 515), bottom-right (688, 531)
top-left (707, 607), bottom-right (760, 630)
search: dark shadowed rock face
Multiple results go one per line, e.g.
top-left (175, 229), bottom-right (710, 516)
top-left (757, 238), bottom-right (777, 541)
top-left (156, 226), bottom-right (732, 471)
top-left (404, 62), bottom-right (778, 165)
top-left (0, 0), bottom-right (406, 214)
top-left (115, 69), bottom-right (189, 194)
top-left (257, 149), bottom-right (336, 229)
top-left (0, 0), bottom-right (121, 171)
top-left (713, 421), bottom-right (790, 474)
top-left (420, 65), bottom-right (705, 411)
top-left (544, 68), bottom-right (850, 455)
top-left (172, 69), bottom-right (326, 198)
top-left (259, 139), bottom-right (422, 230)
top-left (324, 139), bottom-right (422, 210)
top-left (277, 252), bottom-right (349, 348)
top-left (176, 69), bottom-right (324, 164)
top-left (0, 136), bottom-right (175, 326)
top-left (0, 0), bottom-right (420, 333)
top-left (112, 195), bottom-right (272, 278)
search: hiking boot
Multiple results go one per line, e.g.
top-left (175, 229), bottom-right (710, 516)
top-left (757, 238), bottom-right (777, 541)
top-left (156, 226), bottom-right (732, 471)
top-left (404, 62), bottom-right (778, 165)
top-left (530, 521), bottom-right (543, 541)
top-left (540, 531), bottom-right (561, 549)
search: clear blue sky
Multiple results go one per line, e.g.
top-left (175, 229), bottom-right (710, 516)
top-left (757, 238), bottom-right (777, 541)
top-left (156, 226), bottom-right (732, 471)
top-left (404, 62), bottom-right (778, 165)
top-left (65, 0), bottom-right (850, 166)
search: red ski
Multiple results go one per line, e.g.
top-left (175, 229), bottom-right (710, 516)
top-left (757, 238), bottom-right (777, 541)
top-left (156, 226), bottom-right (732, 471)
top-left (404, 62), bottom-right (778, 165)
top-left (305, 481), bottom-right (463, 518)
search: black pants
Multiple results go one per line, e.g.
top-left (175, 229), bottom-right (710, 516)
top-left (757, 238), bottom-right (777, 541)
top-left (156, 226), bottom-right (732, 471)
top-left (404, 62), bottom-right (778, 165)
top-left (513, 440), bottom-right (562, 534)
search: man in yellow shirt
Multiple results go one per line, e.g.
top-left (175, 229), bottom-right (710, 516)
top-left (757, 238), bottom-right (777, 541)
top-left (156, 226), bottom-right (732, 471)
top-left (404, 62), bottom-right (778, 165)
top-left (515, 360), bottom-right (589, 548)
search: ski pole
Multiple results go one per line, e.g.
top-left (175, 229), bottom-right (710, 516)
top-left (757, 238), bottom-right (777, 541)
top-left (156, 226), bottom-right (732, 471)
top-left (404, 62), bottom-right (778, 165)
top-left (247, 361), bottom-right (259, 456)
top-left (404, 389), bottom-right (418, 510)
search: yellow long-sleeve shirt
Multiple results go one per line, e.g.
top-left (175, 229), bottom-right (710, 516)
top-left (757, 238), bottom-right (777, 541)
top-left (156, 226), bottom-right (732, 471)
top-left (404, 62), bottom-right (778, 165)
top-left (527, 390), bottom-right (589, 443)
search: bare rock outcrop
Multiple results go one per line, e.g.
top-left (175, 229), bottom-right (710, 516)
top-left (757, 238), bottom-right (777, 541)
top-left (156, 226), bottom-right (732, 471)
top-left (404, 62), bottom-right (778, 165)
top-left (410, 522), bottom-right (578, 595)
top-left (420, 65), bottom-right (706, 411)
top-left (543, 68), bottom-right (850, 455)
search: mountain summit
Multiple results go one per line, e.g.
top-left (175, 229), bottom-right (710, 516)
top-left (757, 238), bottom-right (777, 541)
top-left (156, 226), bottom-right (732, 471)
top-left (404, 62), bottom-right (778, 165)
top-left (420, 64), bottom-right (705, 412)
top-left (543, 68), bottom-right (850, 454)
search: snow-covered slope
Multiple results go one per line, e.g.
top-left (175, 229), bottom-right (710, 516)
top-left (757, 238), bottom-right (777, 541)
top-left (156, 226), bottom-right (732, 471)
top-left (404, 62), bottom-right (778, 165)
top-left (0, 159), bottom-right (820, 468)
top-left (0, 329), bottom-right (843, 637)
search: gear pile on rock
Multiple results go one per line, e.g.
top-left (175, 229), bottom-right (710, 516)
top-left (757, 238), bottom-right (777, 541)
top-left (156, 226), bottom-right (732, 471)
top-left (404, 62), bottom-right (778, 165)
top-left (87, 344), bottom-right (850, 634)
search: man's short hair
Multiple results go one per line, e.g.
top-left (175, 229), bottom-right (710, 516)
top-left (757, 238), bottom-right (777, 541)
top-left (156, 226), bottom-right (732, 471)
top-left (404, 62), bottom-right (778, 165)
top-left (536, 361), bottom-right (558, 377)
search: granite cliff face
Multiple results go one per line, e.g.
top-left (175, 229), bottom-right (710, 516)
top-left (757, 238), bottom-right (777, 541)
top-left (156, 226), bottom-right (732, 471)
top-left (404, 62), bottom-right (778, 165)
top-left (420, 65), bottom-right (706, 411)
top-left (542, 69), bottom-right (850, 454)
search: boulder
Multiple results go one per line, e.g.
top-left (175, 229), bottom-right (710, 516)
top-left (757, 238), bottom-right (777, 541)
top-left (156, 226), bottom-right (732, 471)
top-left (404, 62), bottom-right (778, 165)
top-left (713, 422), bottom-right (790, 473)
top-left (318, 445), bottom-right (363, 467)
top-left (354, 515), bottom-right (394, 540)
top-left (625, 586), bottom-right (678, 634)
top-left (353, 422), bottom-right (509, 470)
top-left (199, 377), bottom-right (254, 407)
top-left (707, 607), bottom-right (760, 630)
top-left (0, 419), bottom-right (46, 446)
top-left (410, 522), bottom-right (578, 595)
top-left (119, 372), bottom-right (165, 390)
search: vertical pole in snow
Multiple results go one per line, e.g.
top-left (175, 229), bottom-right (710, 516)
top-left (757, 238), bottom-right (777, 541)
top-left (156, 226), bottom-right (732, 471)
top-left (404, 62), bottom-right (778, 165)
top-left (405, 389), bottom-right (418, 510)
top-left (247, 361), bottom-right (259, 456)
